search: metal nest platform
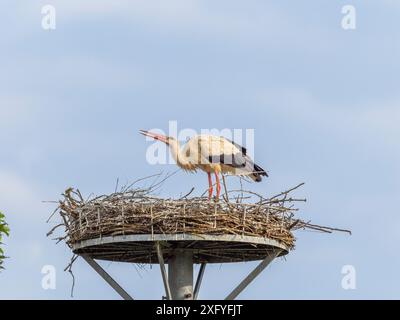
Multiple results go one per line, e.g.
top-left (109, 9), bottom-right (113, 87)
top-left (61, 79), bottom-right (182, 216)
top-left (71, 233), bottom-right (286, 300)
top-left (72, 233), bottom-right (289, 264)
top-left (48, 180), bottom-right (349, 300)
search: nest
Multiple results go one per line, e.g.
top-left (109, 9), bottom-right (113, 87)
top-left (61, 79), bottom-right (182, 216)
top-left (48, 177), bottom-right (350, 253)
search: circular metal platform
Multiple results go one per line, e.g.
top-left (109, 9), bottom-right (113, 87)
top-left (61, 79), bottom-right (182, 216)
top-left (72, 233), bottom-right (289, 264)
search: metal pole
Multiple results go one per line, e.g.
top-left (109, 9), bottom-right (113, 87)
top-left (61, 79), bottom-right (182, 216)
top-left (225, 249), bottom-right (282, 300)
top-left (81, 254), bottom-right (134, 300)
top-left (193, 263), bottom-right (206, 300)
top-left (168, 249), bottom-right (193, 300)
top-left (155, 242), bottom-right (172, 300)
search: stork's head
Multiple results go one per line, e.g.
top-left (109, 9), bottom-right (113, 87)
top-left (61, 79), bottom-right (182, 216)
top-left (139, 130), bottom-right (174, 145)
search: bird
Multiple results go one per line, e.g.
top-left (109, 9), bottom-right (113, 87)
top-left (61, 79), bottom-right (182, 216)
top-left (139, 130), bottom-right (268, 200)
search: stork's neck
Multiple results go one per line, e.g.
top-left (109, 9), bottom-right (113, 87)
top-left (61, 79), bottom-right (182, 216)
top-left (169, 140), bottom-right (191, 169)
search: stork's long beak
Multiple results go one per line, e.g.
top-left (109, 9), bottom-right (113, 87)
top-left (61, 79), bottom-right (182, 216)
top-left (139, 130), bottom-right (169, 144)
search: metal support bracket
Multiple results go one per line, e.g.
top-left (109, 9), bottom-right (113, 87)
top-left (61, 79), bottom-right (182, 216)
top-left (225, 249), bottom-right (282, 300)
top-left (194, 263), bottom-right (206, 300)
top-left (156, 242), bottom-right (172, 300)
top-left (81, 254), bottom-right (134, 300)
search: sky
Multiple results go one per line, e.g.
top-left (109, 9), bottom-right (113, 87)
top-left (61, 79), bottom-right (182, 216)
top-left (0, 0), bottom-right (399, 299)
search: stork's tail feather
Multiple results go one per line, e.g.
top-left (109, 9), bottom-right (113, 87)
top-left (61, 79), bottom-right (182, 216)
top-left (252, 163), bottom-right (268, 182)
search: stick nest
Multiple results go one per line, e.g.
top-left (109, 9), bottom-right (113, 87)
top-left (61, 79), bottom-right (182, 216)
top-left (49, 177), bottom-right (350, 251)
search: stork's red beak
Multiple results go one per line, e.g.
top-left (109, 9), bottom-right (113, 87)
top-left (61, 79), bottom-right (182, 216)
top-left (139, 130), bottom-right (169, 144)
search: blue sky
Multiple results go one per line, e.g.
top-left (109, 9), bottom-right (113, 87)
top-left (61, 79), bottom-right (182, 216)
top-left (0, 0), bottom-right (399, 299)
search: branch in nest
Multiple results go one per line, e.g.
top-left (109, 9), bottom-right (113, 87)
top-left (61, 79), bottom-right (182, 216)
top-left (47, 176), bottom-right (350, 255)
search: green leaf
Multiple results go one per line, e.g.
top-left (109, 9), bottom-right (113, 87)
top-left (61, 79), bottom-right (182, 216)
top-left (2, 226), bottom-right (9, 237)
top-left (0, 211), bottom-right (9, 271)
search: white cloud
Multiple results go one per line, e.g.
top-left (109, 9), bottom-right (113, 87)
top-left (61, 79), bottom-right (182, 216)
top-left (256, 88), bottom-right (400, 147)
top-left (0, 54), bottom-right (145, 94)
top-left (381, 0), bottom-right (400, 7)
top-left (12, 0), bottom-right (296, 44)
top-left (0, 96), bottom-right (37, 129)
top-left (0, 171), bottom-right (42, 219)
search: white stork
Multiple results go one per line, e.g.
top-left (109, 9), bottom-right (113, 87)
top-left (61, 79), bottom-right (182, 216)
top-left (140, 130), bottom-right (268, 200)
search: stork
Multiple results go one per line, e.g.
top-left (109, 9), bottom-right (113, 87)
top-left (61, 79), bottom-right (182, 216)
top-left (140, 130), bottom-right (268, 200)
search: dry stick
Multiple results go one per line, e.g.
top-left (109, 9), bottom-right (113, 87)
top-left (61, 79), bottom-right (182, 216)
top-left (46, 206), bottom-right (60, 223)
top-left (151, 206), bottom-right (154, 240)
top-left (148, 170), bottom-right (180, 192)
top-left (221, 175), bottom-right (230, 203)
top-left (302, 223), bottom-right (352, 235)
top-left (228, 189), bottom-right (265, 201)
top-left (114, 178), bottom-right (120, 193)
top-left (50, 180), bottom-right (351, 266)
top-left (121, 205), bottom-right (125, 236)
top-left (64, 254), bottom-right (78, 298)
top-left (268, 183), bottom-right (305, 200)
top-left (238, 177), bottom-right (244, 203)
top-left (122, 172), bottom-right (164, 193)
top-left (46, 223), bottom-right (64, 237)
top-left (289, 219), bottom-right (300, 230)
top-left (242, 207), bottom-right (246, 237)
top-left (179, 187), bottom-right (195, 200)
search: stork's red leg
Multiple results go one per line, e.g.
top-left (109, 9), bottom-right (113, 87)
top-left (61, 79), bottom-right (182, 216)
top-left (207, 172), bottom-right (213, 199)
top-left (214, 170), bottom-right (221, 201)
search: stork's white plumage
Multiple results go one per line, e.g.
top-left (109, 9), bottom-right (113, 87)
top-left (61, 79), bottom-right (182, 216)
top-left (140, 130), bottom-right (268, 200)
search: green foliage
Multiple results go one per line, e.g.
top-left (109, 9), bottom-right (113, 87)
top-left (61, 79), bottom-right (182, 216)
top-left (0, 211), bottom-right (10, 271)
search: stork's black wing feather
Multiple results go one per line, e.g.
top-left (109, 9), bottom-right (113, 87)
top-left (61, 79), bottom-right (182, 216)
top-left (223, 137), bottom-right (247, 156)
top-left (206, 136), bottom-right (268, 182)
top-left (209, 153), bottom-right (246, 168)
